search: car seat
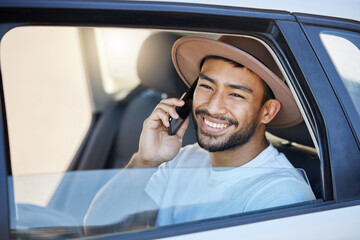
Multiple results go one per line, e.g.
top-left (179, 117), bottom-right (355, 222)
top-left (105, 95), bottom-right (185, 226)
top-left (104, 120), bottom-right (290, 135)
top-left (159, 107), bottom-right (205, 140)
top-left (267, 123), bottom-right (322, 199)
top-left (70, 32), bottom-right (197, 170)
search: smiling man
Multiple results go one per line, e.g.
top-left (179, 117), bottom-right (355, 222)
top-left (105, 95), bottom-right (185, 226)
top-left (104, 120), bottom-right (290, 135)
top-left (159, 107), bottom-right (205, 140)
top-left (193, 58), bottom-right (273, 162)
top-left (85, 35), bottom-right (315, 228)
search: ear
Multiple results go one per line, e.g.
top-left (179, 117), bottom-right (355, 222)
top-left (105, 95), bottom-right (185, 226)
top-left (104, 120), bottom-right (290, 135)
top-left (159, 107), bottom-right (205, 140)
top-left (260, 99), bottom-right (281, 125)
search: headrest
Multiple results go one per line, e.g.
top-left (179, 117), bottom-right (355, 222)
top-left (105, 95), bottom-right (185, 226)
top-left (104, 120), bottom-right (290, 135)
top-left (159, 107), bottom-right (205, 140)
top-left (137, 32), bottom-right (188, 97)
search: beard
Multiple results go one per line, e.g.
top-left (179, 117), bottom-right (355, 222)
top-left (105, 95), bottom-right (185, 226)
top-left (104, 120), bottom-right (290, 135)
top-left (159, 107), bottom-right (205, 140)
top-left (194, 109), bottom-right (259, 152)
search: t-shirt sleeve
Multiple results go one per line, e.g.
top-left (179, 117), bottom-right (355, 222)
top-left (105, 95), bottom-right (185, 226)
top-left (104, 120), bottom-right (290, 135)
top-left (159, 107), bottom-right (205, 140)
top-left (244, 177), bottom-right (316, 212)
top-left (144, 144), bottom-right (201, 206)
top-left (144, 163), bottom-right (170, 206)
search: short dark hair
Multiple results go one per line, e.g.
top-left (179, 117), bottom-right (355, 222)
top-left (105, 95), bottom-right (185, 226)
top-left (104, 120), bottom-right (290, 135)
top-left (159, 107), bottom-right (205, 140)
top-left (200, 56), bottom-right (275, 106)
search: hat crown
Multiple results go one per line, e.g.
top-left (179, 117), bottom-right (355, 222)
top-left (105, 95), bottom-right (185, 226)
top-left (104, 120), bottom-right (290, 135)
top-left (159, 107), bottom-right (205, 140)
top-left (218, 36), bottom-right (283, 81)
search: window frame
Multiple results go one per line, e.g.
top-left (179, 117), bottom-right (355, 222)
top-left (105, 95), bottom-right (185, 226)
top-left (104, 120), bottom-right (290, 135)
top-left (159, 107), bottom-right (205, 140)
top-left (293, 13), bottom-right (360, 202)
top-left (0, 1), bottom-right (358, 239)
top-left (296, 14), bottom-right (360, 145)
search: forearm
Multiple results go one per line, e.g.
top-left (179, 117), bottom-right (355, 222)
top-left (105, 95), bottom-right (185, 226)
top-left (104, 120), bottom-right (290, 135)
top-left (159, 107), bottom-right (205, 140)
top-left (125, 152), bottom-right (163, 169)
top-left (84, 167), bottom-right (158, 227)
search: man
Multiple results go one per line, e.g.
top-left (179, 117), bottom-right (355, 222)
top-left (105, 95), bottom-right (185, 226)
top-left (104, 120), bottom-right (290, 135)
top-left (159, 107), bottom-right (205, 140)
top-left (85, 35), bottom-right (315, 228)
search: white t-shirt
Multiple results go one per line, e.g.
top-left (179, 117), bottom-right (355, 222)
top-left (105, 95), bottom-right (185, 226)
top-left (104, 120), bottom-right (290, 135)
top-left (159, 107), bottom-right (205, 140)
top-left (145, 143), bottom-right (316, 226)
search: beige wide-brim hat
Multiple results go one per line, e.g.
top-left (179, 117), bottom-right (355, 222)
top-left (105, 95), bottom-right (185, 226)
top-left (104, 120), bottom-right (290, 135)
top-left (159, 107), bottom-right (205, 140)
top-left (172, 35), bottom-right (303, 128)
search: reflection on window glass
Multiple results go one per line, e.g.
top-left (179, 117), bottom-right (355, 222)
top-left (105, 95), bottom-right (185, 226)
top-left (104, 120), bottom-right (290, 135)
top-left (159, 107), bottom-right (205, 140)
top-left (95, 29), bottom-right (151, 93)
top-left (320, 31), bottom-right (360, 116)
top-left (9, 167), bottom-right (315, 238)
top-left (0, 27), bottom-right (92, 176)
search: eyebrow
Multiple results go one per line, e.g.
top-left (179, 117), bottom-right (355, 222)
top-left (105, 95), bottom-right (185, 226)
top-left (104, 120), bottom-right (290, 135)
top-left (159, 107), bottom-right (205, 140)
top-left (198, 73), bottom-right (253, 94)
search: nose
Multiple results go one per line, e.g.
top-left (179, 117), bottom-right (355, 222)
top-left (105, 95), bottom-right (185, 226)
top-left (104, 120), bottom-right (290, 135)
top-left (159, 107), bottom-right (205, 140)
top-left (206, 91), bottom-right (227, 116)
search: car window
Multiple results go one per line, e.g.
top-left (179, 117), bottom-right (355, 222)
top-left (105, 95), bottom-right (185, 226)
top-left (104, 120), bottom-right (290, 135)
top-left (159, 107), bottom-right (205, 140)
top-left (320, 30), bottom-right (360, 116)
top-left (8, 167), bottom-right (315, 238)
top-left (1, 26), bottom-right (321, 239)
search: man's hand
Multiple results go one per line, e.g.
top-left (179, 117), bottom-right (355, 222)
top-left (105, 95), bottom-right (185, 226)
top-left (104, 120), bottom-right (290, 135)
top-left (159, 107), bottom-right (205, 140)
top-left (127, 98), bottom-right (190, 168)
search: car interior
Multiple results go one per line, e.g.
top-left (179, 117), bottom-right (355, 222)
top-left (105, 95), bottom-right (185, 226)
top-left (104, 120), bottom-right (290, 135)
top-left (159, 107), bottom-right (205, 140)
top-left (68, 30), bottom-right (322, 200)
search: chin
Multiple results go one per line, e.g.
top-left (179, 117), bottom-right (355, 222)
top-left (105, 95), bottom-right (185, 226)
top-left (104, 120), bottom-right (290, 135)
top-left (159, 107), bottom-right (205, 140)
top-left (196, 132), bottom-right (237, 152)
top-left (196, 124), bottom-right (257, 152)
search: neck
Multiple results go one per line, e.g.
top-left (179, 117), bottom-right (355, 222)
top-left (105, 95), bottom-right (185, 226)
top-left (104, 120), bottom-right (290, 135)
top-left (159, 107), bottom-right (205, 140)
top-left (209, 134), bottom-right (269, 168)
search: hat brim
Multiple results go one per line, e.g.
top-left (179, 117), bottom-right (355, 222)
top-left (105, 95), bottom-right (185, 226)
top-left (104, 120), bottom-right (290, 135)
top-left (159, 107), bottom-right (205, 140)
top-left (172, 36), bottom-right (303, 128)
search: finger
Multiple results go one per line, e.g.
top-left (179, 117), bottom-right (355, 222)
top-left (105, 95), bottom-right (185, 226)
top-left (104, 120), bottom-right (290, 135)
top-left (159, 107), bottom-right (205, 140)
top-left (159, 98), bottom-right (184, 107)
top-left (156, 102), bottom-right (180, 120)
top-left (147, 98), bottom-right (185, 128)
top-left (156, 99), bottom-right (184, 119)
top-left (154, 108), bottom-right (171, 128)
top-left (176, 117), bottom-right (190, 138)
top-left (147, 107), bottom-right (170, 128)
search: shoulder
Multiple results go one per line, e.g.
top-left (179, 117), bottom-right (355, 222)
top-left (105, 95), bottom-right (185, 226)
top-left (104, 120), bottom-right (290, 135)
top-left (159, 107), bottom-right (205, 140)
top-left (244, 169), bottom-right (316, 211)
top-left (244, 143), bottom-right (294, 169)
top-left (269, 144), bottom-right (295, 168)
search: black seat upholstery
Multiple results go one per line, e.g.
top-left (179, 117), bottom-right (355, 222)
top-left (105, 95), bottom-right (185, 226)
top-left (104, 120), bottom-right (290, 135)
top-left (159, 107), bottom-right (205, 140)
top-left (107, 32), bottom-right (197, 168)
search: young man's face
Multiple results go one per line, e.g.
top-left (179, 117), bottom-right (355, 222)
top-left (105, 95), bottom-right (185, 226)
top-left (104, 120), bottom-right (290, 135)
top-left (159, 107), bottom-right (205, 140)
top-left (192, 58), bottom-right (266, 152)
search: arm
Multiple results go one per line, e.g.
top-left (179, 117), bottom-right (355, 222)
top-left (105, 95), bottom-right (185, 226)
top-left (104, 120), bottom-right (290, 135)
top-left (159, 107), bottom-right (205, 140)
top-left (83, 167), bottom-right (158, 230)
top-left (84, 97), bottom-right (189, 233)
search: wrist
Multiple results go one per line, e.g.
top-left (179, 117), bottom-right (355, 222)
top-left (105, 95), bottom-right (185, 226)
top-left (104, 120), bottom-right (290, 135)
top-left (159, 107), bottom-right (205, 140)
top-left (126, 152), bottom-right (161, 168)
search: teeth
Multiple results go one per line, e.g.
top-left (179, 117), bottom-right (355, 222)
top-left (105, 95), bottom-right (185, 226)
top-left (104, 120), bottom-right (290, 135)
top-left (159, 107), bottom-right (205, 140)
top-left (204, 118), bottom-right (228, 129)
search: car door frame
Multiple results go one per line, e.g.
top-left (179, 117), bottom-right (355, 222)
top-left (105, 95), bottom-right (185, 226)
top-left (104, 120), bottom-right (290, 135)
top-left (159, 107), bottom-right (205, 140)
top-left (291, 14), bottom-right (360, 202)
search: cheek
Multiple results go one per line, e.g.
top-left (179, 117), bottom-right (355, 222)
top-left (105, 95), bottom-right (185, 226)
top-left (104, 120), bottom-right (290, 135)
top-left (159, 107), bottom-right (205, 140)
top-left (230, 107), bottom-right (246, 124)
top-left (227, 102), bottom-right (257, 125)
top-left (192, 89), bottom-right (209, 109)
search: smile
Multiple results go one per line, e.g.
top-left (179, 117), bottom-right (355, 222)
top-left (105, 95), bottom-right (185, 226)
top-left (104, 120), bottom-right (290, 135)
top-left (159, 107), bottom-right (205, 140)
top-left (204, 118), bottom-right (229, 129)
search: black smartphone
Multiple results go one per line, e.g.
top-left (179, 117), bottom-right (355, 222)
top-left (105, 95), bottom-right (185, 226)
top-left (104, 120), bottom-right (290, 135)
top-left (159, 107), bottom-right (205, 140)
top-left (168, 80), bottom-right (198, 135)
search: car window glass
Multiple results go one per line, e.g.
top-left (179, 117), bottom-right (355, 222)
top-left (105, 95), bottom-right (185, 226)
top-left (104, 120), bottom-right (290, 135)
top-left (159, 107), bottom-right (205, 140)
top-left (94, 28), bottom-right (151, 94)
top-left (8, 167), bottom-right (315, 238)
top-left (1, 26), bottom-right (320, 239)
top-left (320, 30), bottom-right (360, 116)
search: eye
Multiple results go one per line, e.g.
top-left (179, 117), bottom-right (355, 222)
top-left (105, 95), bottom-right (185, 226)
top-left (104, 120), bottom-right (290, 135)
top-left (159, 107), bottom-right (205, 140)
top-left (199, 84), bottom-right (213, 90)
top-left (230, 93), bottom-right (244, 99)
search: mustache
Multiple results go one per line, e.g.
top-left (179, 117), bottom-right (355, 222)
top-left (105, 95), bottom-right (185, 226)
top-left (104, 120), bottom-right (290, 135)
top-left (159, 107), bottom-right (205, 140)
top-left (195, 109), bottom-right (238, 127)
